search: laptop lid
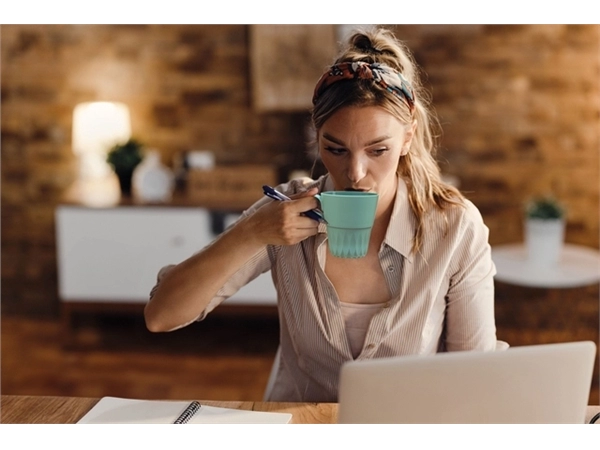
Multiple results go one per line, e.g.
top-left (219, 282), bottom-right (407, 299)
top-left (338, 341), bottom-right (596, 424)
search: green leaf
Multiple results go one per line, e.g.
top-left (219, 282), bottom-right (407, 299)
top-left (525, 196), bottom-right (565, 220)
top-left (106, 138), bottom-right (144, 172)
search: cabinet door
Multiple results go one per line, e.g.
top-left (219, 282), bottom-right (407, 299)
top-left (56, 206), bottom-right (212, 302)
top-left (56, 206), bottom-right (277, 306)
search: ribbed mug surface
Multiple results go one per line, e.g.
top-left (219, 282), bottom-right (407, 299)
top-left (327, 226), bottom-right (372, 258)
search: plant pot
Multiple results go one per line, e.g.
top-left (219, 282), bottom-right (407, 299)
top-left (115, 168), bottom-right (135, 196)
top-left (525, 218), bottom-right (565, 266)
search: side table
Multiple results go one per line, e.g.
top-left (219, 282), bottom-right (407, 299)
top-left (491, 243), bottom-right (600, 289)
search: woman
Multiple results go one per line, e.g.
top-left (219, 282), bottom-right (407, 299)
top-left (145, 27), bottom-right (498, 402)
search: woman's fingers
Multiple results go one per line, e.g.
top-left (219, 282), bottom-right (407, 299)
top-left (288, 187), bottom-right (319, 200)
top-left (250, 196), bottom-right (319, 245)
top-left (288, 188), bottom-right (320, 218)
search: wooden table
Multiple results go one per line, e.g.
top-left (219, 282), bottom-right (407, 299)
top-left (0, 395), bottom-right (337, 424)
top-left (2, 395), bottom-right (600, 424)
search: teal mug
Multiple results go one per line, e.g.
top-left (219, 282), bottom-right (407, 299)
top-left (314, 191), bottom-right (379, 258)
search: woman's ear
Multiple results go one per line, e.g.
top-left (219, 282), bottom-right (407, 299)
top-left (400, 120), bottom-right (417, 155)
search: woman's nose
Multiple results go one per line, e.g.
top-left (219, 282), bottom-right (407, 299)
top-left (347, 156), bottom-right (367, 183)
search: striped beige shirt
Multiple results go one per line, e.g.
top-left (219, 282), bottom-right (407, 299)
top-left (155, 174), bottom-right (497, 402)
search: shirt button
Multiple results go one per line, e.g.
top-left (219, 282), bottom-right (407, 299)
top-left (387, 265), bottom-right (395, 272)
top-left (383, 302), bottom-right (390, 308)
top-left (366, 343), bottom-right (375, 350)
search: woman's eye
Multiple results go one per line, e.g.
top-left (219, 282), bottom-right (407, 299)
top-left (371, 148), bottom-right (388, 156)
top-left (325, 146), bottom-right (346, 155)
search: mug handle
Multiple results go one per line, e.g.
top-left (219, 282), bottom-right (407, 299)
top-left (308, 193), bottom-right (326, 223)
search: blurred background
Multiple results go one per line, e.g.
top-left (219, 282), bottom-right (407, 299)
top-left (1, 24), bottom-right (599, 404)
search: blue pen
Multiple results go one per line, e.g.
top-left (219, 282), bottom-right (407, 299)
top-left (262, 185), bottom-right (325, 222)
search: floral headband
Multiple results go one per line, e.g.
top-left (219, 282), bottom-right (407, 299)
top-left (312, 61), bottom-right (415, 114)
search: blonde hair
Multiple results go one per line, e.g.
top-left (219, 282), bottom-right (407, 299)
top-left (311, 27), bottom-right (464, 254)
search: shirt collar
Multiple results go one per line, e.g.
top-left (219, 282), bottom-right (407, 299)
top-left (383, 176), bottom-right (416, 262)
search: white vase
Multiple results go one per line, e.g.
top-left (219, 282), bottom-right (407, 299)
top-left (524, 218), bottom-right (565, 266)
top-left (132, 150), bottom-right (175, 203)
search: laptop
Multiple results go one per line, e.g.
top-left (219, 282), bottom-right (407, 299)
top-left (338, 341), bottom-right (596, 424)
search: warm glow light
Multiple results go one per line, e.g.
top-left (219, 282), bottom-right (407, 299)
top-left (72, 102), bottom-right (131, 179)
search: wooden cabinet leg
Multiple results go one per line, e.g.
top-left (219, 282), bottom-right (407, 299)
top-left (60, 302), bottom-right (75, 348)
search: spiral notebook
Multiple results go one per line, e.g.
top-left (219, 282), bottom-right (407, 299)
top-left (77, 397), bottom-right (292, 424)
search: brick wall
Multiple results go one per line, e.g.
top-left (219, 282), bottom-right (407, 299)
top-left (390, 25), bottom-right (599, 246)
top-left (2, 24), bottom-right (599, 316)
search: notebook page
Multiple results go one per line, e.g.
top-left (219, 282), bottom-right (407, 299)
top-left (188, 405), bottom-right (292, 424)
top-left (77, 397), bottom-right (190, 424)
top-left (77, 396), bottom-right (292, 424)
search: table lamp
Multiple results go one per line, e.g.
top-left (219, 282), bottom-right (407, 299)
top-left (70, 101), bottom-right (131, 206)
top-left (72, 101), bottom-right (131, 181)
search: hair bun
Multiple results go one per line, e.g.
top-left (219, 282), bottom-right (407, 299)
top-left (352, 33), bottom-right (382, 55)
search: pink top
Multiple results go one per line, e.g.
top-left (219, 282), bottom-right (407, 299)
top-left (340, 301), bottom-right (387, 359)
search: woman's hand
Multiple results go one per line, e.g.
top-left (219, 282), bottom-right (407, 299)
top-left (242, 187), bottom-right (321, 246)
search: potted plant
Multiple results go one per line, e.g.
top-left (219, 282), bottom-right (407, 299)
top-left (107, 138), bottom-right (144, 195)
top-left (524, 196), bottom-right (566, 266)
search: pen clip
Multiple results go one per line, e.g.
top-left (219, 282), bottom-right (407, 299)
top-left (263, 191), bottom-right (281, 201)
top-left (262, 185), bottom-right (288, 201)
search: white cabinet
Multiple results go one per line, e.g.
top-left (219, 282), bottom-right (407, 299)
top-left (55, 205), bottom-right (277, 306)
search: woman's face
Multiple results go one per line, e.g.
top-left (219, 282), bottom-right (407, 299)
top-left (318, 105), bottom-right (416, 210)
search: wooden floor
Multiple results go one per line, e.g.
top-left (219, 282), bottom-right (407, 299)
top-left (1, 311), bottom-right (280, 401)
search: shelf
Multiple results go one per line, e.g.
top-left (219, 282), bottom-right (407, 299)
top-left (62, 178), bottom-right (258, 211)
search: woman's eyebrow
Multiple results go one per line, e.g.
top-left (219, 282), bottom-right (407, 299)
top-left (322, 133), bottom-right (345, 146)
top-left (322, 133), bottom-right (392, 147)
top-left (365, 135), bottom-right (392, 146)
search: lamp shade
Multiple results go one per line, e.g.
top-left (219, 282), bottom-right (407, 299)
top-left (72, 102), bottom-right (131, 156)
